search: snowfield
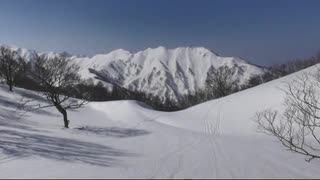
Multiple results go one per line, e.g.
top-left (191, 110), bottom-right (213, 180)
top-left (1, 65), bottom-right (320, 178)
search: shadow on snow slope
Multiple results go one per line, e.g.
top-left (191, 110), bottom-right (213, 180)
top-left (0, 129), bottom-right (137, 167)
top-left (0, 86), bottom-right (149, 167)
top-left (75, 126), bottom-right (150, 138)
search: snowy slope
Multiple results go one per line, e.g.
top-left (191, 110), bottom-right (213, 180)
top-left (72, 47), bottom-right (264, 100)
top-left (0, 65), bottom-right (320, 178)
top-left (7, 45), bottom-right (264, 101)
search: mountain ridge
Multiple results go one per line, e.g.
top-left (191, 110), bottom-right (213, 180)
top-left (3, 45), bottom-right (265, 100)
top-left (71, 46), bottom-right (264, 100)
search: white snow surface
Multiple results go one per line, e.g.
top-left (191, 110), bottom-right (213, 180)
top-left (0, 65), bottom-right (320, 178)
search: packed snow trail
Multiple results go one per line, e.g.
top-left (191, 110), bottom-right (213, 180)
top-left (1, 65), bottom-right (320, 178)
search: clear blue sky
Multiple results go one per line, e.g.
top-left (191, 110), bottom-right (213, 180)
top-left (0, 0), bottom-right (319, 65)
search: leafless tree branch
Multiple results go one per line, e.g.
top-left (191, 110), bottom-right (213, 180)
top-left (255, 69), bottom-right (320, 162)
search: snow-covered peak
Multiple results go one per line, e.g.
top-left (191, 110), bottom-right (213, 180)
top-left (0, 44), bottom-right (81, 61)
top-left (108, 48), bottom-right (131, 55)
top-left (38, 50), bottom-right (78, 59)
top-left (89, 49), bottom-right (132, 63)
top-left (141, 46), bottom-right (217, 56)
top-left (0, 44), bottom-right (35, 60)
top-left (9, 46), bottom-right (38, 62)
top-left (73, 46), bottom-right (264, 100)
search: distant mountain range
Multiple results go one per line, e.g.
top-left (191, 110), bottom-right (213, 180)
top-left (9, 45), bottom-right (264, 100)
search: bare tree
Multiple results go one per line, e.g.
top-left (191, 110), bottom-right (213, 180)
top-left (205, 65), bottom-right (239, 98)
top-left (0, 46), bottom-right (25, 91)
top-left (29, 55), bottom-right (88, 128)
top-left (255, 69), bottom-right (320, 161)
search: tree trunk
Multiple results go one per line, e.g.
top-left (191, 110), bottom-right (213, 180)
top-left (8, 80), bottom-right (12, 92)
top-left (62, 110), bottom-right (69, 128)
top-left (55, 104), bottom-right (69, 128)
top-left (8, 65), bottom-right (13, 92)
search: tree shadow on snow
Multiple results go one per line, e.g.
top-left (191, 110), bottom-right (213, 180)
top-left (14, 89), bottom-right (48, 103)
top-left (0, 94), bottom-right (25, 109)
top-left (0, 85), bottom-right (46, 103)
top-left (75, 126), bottom-right (151, 138)
top-left (0, 95), bottom-right (55, 117)
top-left (0, 129), bottom-right (136, 167)
top-left (0, 95), bottom-right (58, 133)
top-left (0, 85), bottom-right (141, 167)
top-left (0, 108), bottom-right (45, 132)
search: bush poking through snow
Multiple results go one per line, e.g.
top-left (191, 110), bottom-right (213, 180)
top-left (256, 69), bottom-right (320, 162)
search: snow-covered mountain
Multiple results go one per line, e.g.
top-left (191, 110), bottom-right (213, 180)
top-left (9, 46), bottom-right (38, 62)
top-left (72, 47), bottom-right (264, 100)
top-left (2, 45), bottom-right (78, 62)
top-left (8, 45), bottom-right (264, 100)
